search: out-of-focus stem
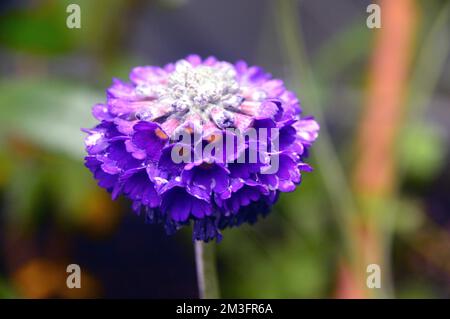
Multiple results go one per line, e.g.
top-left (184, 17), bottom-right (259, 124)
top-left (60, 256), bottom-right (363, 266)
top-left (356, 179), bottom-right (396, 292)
top-left (407, 4), bottom-right (449, 120)
top-left (275, 0), bottom-right (357, 264)
top-left (275, 0), bottom-right (419, 298)
top-left (194, 240), bottom-right (220, 299)
top-left (351, 0), bottom-right (418, 298)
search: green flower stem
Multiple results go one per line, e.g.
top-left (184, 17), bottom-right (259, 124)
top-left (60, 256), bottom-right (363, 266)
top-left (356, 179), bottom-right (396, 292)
top-left (194, 240), bottom-right (220, 299)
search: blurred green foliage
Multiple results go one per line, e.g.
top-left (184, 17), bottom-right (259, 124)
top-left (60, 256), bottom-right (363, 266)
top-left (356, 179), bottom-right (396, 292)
top-left (0, 0), bottom-right (131, 56)
top-left (0, 3), bottom-right (75, 54)
top-left (0, 278), bottom-right (17, 299)
top-left (399, 123), bottom-right (446, 183)
top-left (0, 79), bottom-right (100, 158)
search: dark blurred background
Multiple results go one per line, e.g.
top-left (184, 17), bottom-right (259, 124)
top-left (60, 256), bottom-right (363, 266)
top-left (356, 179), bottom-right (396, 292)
top-left (0, 0), bottom-right (449, 298)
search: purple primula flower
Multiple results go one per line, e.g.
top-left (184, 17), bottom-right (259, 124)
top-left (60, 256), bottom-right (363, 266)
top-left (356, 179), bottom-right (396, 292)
top-left (83, 55), bottom-right (319, 242)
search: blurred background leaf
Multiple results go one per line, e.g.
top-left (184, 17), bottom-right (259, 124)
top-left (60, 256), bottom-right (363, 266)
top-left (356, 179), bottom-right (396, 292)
top-left (0, 79), bottom-right (100, 158)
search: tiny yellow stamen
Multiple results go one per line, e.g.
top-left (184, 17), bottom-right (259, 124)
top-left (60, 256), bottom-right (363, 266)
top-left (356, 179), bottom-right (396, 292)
top-left (155, 128), bottom-right (168, 140)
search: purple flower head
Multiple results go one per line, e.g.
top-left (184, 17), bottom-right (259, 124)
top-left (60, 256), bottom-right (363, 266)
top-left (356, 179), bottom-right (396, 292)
top-left (83, 55), bottom-right (319, 242)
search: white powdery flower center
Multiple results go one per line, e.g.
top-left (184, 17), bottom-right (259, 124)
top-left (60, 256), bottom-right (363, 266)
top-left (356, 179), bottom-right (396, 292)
top-left (135, 59), bottom-right (249, 133)
top-left (165, 59), bottom-right (242, 113)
